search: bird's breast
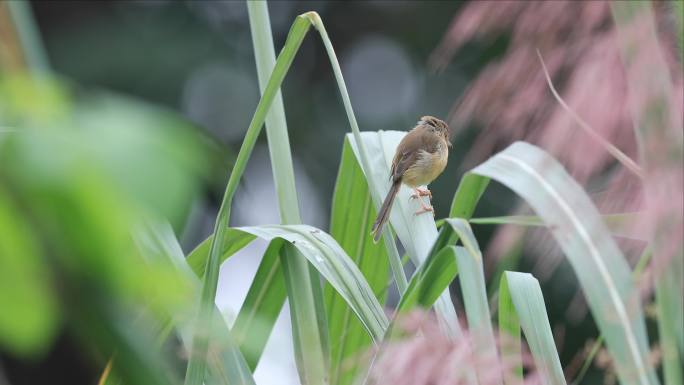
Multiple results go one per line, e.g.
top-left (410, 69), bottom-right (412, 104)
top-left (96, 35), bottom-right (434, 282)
top-left (402, 144), bottom-right (448, 187)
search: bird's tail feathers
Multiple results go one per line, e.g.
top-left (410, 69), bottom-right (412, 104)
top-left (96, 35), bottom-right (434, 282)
top-left (371, 181), bottom-right (401, 243)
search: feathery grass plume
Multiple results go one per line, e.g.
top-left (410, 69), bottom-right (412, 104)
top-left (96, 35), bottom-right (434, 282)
top-left (366, 311), bottom-right (540, 385)
top-left (431, 0), bottom-right (683, 289)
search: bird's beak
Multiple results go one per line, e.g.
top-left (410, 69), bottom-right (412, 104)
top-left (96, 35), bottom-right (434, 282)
top-left (448, 141), bottom-right (452, 148)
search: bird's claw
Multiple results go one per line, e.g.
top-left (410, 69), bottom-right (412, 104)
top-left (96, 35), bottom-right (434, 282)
top-left (415, 187), bottom-right (432, 198)
top-left (409, 187), bottom-right (432, 200)
top-left (416, 187), bottom-right (432, 198)
top-left (414, 205), bottom-right (435, 216)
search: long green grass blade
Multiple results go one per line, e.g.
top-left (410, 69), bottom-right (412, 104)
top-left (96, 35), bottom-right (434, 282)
top-left (184, 14), bottom-right (312, 385)
top-left (326, 139), bottom-right (390, 385)
top-left (247, 5), bottom-right (330, 384)
top-left (347, 131), bottom-right (461, 337)
top-left (455, 141), bottom-right (656, 385)
top-left (247, 0), bottom-right (300, 225)
top-left (498, 274), bottom-right (522, 385)
top-left (446, 219), bottom-right (502, 385)
top-left (500, 272), bottom-right (566, 385)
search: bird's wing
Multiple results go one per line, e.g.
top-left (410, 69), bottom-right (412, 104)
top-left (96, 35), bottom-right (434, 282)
top-left (390, 126), bottom-right (432, 181)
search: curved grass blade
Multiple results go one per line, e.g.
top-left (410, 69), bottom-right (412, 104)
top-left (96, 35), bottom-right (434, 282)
top-left (571, 246), bottom-right (657, 385)
top-left (301, 12), bottom-right (407, 293)
top-left (185, 231), bottom-right (287, 371)
top-left (185, 12), bottom-right (316, 385)
top-left (235, 224), bottom-right (389, 342)
top-left (499, 272), bottom-right (566, 385)
top-left (347, 131), bottom-right (461, 337)
top-left (186, 230), bottom-right (256, 277)
top-left (456, 141), bottom-right (656, 385)
top-left (248, 5), bottom-right (331, 384)
top-left (326, 139), bottom-right (389, 385)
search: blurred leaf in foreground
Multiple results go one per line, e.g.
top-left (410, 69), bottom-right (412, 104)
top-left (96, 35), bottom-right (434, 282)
top-left (0, 73), bottom-right (211, 384)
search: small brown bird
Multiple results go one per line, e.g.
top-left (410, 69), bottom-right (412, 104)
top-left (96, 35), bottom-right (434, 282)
top-left (371, 116), bottom-right (451, 242)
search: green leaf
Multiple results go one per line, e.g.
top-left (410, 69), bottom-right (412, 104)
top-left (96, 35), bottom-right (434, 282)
top-left (446, 219), bottom-right (501, 385)
top-left (0, 189), bottom-right (59, 356)
top-left (396, 246), bottom-right (459, 313)
top-left (347, 131), bottom-right (461, 337)
top-left (184, 214), bottom-right (283, 372)
top-left (236, 225), bottom-right (389, 342)
top-left (499, 272), bottom-right (566, 385)
top-left (326, 139), bottom-right (390, 385)
top-left (460, 141), bottom-right (656, 385)
top-left (498, 274), bottom-right (522, 384)
top-left (186, 230), bottom-right (256, 277)
top-left (450, 173), bottom-right (490, 219)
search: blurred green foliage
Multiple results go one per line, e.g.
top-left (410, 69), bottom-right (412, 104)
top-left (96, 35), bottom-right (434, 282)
top-left (0, 73), bottom-right (210, 376)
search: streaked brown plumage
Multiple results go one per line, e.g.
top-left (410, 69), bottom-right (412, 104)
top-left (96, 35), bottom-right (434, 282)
top-left (371, 116), bottom-right (451, 242)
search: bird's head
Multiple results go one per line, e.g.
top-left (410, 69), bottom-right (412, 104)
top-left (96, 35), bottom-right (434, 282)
top-left (419, 115), bottom-right (451, 147)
